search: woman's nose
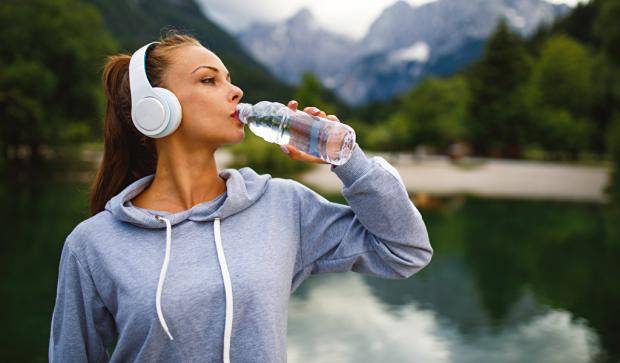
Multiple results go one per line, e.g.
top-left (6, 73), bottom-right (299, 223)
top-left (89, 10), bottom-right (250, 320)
top-left (231, 84), bottom-right (243, 102)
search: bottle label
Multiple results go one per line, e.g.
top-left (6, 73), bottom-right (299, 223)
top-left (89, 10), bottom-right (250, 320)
top-left (310, 118), bottom-right (320, 158)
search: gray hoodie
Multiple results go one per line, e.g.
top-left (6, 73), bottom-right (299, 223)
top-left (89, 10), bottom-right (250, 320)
top-left (48, 142), bottom-right (433, 362)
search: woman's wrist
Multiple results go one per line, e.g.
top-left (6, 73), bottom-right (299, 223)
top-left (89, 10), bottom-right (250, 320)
top-left (330, 143), bottom-right (373, 187)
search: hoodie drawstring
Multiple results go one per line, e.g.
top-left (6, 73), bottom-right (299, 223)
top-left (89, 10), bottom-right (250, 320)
top-left (155, 216), bottom-right (233, 363)
top-left (155, 215), bottom-right (174, 341)
top-left (214, 217), bottom-right (234, 363)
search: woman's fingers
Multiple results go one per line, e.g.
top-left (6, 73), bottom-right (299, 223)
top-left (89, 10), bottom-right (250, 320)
top-left (295, 104), bottom-right (338, 122)
top-left (287, 100), bottom-right (298, 111)
top-left (302, 107), bottom-right (340, 123)
top-left (303, 106), bottom-right (327, 119)
top-left (326, 114), bottom-right (340, 122)
top-left (281, 144), bottom-right (329, 164)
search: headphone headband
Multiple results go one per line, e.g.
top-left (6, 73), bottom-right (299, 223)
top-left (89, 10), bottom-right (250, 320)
top-left (129, 42), bottom-right (159, 106)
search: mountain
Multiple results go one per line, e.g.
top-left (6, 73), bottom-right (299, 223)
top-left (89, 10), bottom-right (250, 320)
top-left (361, 0), bottom-right (568, 58)
top-left (85, 0), bottom-right (294, 103)
top-left (237, 0), bottom-right (570, 105)
top-left (237, 7), bottom-right (356, 86)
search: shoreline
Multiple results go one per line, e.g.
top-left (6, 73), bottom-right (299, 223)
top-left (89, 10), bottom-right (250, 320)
top-left (292, 152), bottom-right (611, 204)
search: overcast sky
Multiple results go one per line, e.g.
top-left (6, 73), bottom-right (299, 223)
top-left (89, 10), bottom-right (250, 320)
top-left (196, 0), bottom-right (589, 40)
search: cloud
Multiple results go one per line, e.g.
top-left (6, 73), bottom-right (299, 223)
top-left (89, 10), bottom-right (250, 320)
top-left (196, 0), bottom-right (436, 40)
top-left (546, 0), bottom-right (589, 6)
top-left (196, 0), bottom-right (588, 40)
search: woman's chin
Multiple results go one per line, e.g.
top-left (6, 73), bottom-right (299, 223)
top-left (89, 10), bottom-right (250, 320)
top-left (230, 129), bottom-right (245, 144)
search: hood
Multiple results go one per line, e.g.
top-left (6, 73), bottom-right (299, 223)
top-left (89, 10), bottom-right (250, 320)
top-left (105, 167), bottom-right (271, 228)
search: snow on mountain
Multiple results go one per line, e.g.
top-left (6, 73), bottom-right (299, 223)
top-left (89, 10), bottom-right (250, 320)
top-left (389, 42), bottom-right (431, 65)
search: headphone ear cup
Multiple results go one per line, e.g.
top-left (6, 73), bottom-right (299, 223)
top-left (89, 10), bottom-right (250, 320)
top-left (132, 96), bottom-right (167, 136)
top-left (152, 87), bottom-right (182, 138)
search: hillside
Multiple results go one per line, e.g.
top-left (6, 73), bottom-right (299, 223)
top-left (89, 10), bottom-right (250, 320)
top-left (86, 0), bottom-right (294, 103)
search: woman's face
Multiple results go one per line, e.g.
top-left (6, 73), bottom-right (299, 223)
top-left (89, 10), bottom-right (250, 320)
top-left (161, 45), bottom-right (245, 147)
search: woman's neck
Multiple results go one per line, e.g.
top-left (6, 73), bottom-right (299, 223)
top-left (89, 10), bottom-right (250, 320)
top-left (131, 140), bottom-right (227, 213)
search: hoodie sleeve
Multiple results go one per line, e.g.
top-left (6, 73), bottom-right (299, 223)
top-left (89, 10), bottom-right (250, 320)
top-left (49, 240), bottom-right (115, 362)
top-left (291, 143), bottom-right (433, 290)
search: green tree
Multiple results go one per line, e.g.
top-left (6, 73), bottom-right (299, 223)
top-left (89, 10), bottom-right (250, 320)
top-left (526, 35), bottom-right (593, 158)
top-left (527, 0), bottom-right (599, 51)
top-left (594, 0), bottom-right (620, 65)
top-left (396, 76), bottom-right (469, 152)
top-left (529, 35), bottom-right (593, 115)
top-left (367, 76), bottom-right (468, 152)
top-left (591, 0), bottom-right (620, 155)
top-left (530, 108), bottom-right (590, 159)
top-left (0, 0), bottom-right (116, 167)
top-left (588, 53), bottom-right (620, 155)
top-left (366, 113), bottom-right (409, 152)
top-left (466, 19), bottom-right (533, 158)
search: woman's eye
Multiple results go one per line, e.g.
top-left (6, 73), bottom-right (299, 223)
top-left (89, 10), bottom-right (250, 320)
top-left (201, 78), bottom-right (215, 84)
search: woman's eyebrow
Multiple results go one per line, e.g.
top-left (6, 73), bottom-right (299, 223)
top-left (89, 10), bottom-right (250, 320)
top-left (191, 65), bottom-right (231, 80)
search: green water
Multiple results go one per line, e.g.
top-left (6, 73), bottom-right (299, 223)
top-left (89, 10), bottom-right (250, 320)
top-left (1, 180), bottom-right (618, 362)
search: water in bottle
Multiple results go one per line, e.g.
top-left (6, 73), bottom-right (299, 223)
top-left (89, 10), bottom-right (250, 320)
top-left (236, 101), bottom-right (356, 165)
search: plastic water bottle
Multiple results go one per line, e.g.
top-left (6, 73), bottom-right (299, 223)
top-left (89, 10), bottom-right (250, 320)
top-left (236, 101), bottom-right (356, 165)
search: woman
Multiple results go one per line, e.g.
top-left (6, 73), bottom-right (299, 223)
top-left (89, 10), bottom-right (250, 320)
top-left (48, 31), bottom-right (433, 362)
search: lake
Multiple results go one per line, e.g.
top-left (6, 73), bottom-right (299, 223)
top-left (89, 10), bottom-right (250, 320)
top-left (1, 179), bottom-right (618, 362)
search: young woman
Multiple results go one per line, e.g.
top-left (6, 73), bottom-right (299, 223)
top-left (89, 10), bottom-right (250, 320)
top-left (48, 31), bottom-right (433, 362)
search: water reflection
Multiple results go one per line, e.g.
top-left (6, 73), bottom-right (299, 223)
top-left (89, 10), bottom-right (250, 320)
top-left (0, 180), bottom-right (90, 362)
top-left (289, 274), bottom-right (450, 362)
top-left (288, 273), bottom-right (600, 363)
top-left (290, 196), bottom-right (619, 362)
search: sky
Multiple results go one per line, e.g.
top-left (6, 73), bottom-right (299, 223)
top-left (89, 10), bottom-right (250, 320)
top-left (196, 0), bottom-right (590, 40)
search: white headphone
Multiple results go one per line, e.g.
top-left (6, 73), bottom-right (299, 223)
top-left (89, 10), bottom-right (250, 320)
top-left (129, 42), bottom-right (182, 138)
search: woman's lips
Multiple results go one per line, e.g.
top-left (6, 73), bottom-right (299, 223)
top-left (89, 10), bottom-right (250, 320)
top-left (231, 110), bottom-right (243, 125)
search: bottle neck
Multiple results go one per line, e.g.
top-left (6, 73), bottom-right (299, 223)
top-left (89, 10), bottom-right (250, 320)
top-left (236, 103), bottom-right (252, 125)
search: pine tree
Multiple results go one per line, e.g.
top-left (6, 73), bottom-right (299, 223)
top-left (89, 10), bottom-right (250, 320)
top-left (466, 19), bottom-right (532, 158)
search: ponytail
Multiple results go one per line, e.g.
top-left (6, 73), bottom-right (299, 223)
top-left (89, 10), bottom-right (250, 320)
top-left (89, 54), bottom-right (157, 215)
top-left (89, 30), bottom-right (202, 215)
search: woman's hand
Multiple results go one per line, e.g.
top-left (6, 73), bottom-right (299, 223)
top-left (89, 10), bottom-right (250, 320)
top-left (280, 100), bottom-right (341, 164)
